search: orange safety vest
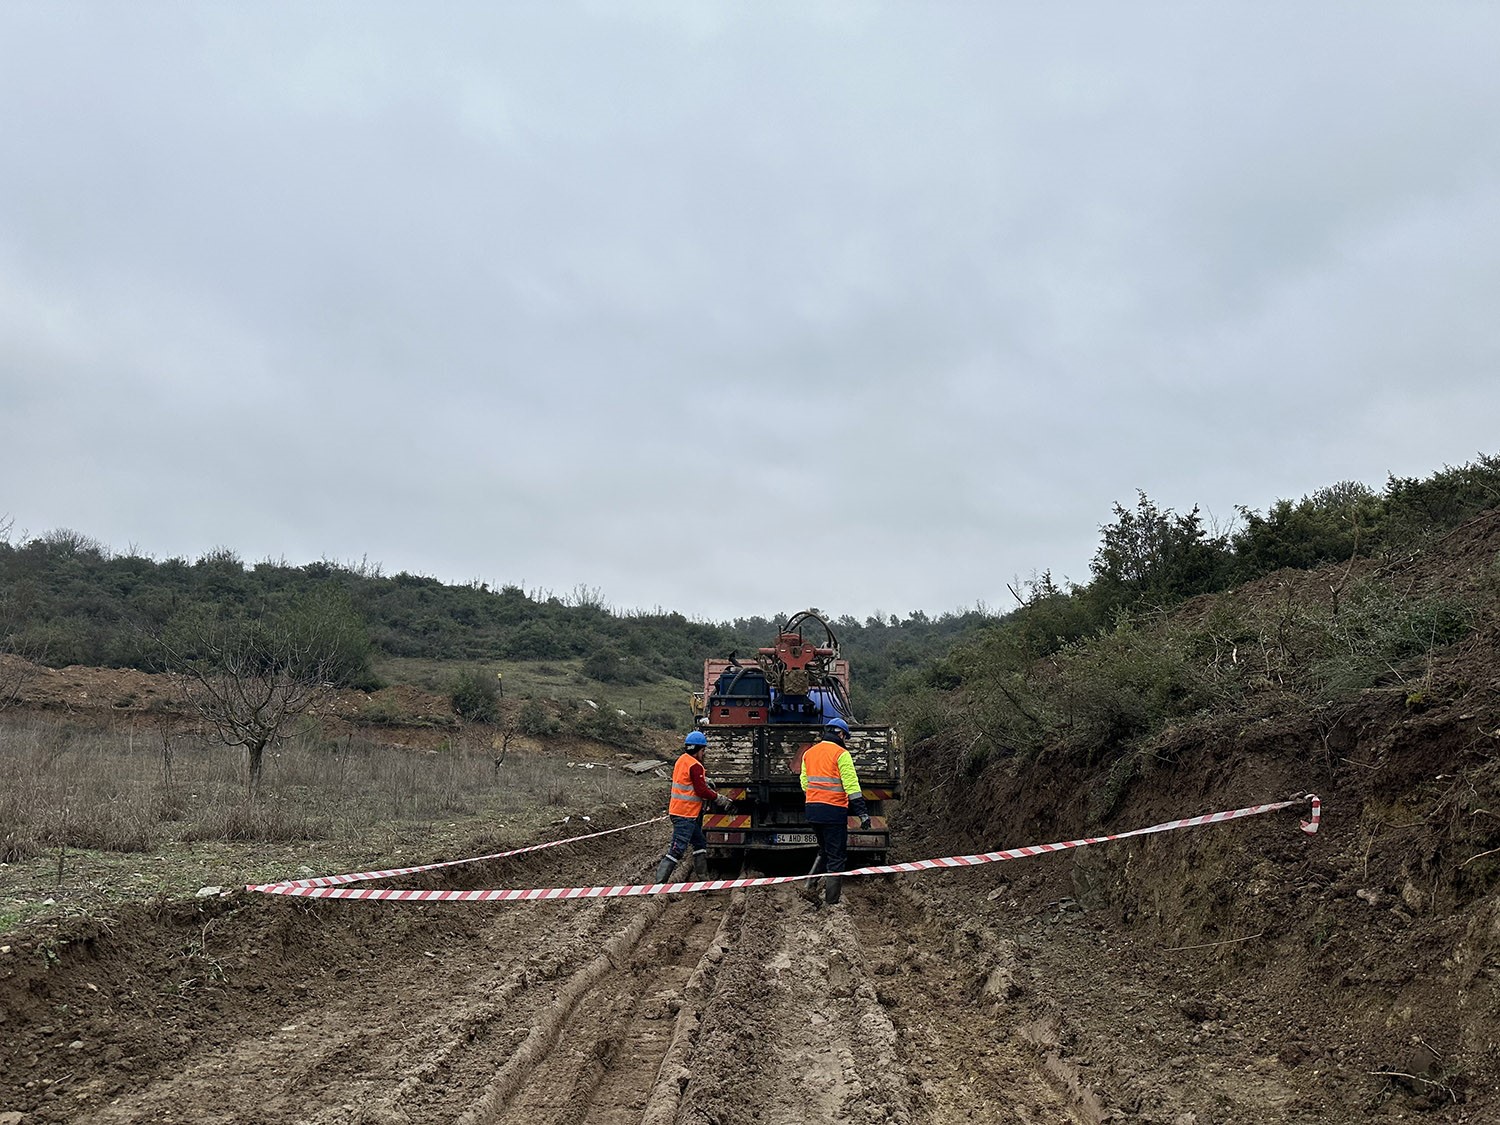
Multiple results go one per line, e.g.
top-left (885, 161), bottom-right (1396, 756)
top-left (669, 752), bottom-right (706, 818)
top-left (802, 740), bottom-right (850, 808)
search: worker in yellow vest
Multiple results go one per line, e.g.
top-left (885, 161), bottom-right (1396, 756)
top-left (799, 717), bottom-right (871, 906)
top-left (653, 730), bottom-right (732, 884)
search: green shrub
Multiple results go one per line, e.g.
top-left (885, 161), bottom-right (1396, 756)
top-left (358, 697), bottom-right (406, 726)
top-left (1089, 750), bottom-right (1143, 821)
top-left (582, 645), bottom-right (649, 684)
top-left (571, 703), bottom-right (641, 749)
top-left (890, 683), bottom-right (963, 748)
top-left (1307, 584), bottom-right (1475, 695)
top-left (450, 666), bottom-right (499, 722)
top-left (517, 697), bottom-right (558, 736)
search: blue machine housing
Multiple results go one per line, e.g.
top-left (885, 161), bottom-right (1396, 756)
top-left (766, 686), bottom-right (849, 724)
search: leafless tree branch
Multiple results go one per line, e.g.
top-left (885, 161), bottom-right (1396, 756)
top-left (157, 602), bottom-right (355, 796)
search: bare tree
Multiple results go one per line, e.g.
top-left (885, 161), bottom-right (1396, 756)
top-left (0, 651), bottom-right (35, 712)
top-left (158, 592), bottom-right (371, 796)
top-left (492, 711), bottom-right (518, 776)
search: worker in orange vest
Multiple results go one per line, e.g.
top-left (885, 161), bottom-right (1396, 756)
top-left (799, 716), bottom-right (871, 906)
top-left (653, 730), bottom-right (732, 884)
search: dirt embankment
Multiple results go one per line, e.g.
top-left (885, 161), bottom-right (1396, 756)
top-left (902, 513), bottom-right (1500, 1122)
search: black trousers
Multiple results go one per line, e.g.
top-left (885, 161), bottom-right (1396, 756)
top-left (807, 805), bottom-right (848, 874)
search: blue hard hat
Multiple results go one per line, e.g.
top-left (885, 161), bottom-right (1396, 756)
top-left (684, 730), bottom-right (708, 747)
top-left (825, 717), bottom-right (850, 736)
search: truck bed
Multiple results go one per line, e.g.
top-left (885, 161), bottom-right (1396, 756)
top-left (703, 724), bottom-right (900, 788)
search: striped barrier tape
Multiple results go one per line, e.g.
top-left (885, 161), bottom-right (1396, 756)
top-left (247, 793), bottom-right (1321, 903)
top-left (270, 815), bottom-right (669, 890)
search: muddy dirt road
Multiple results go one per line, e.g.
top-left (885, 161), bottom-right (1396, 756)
top-left (3, 824), bottom-right (1093, 1125)
top-left (2, 816), bottom-right (1490, 1124)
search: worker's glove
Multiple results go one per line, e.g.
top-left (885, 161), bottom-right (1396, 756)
top-left (715, 794), bottom-right (733, 811)
top-left (859, 815), bottom-right (872, 831)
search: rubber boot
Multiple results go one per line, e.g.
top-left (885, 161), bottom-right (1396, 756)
top-left (800, 854), bottom-right (824, 906)
top-left (822, 875), bottom-right (843, 906)
top-left (653, 856), bottom-right (677, 884)
top-left (692, 852), bottom-right (709, 880)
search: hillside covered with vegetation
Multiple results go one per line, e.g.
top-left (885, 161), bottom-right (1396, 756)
top-left (889, 452), bottom-right (1500, 767)
top-left (885, 453), bottom-right (1500, 1116)
top-left (3, 452), bottom-right (1496, 736)
top-left (0, 520), bottom-right (988, 722)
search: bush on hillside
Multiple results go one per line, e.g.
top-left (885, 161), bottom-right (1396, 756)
top-left (1232, 481), bottom-right (1380, 575)
top-left (1300, 584), bottom-right (1474, 697)
top-left (570, 702), bottom-right (641, 749)
top-left (1087, 492), bottom-right (1234, 619)
top-left (1047, 618), bottom-right (1228, 764)
top-left (517, 697), bottom-right (558, 736)
top-left (582, 644), bottom-right (650, 684)
top-left (450, 666), bottom-right (500, 722)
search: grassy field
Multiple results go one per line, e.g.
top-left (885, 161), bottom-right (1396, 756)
top-left (0, 713), bottom-right (664, 933)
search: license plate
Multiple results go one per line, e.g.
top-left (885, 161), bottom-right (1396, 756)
top-left (773, 832), bottom-right (816, 845)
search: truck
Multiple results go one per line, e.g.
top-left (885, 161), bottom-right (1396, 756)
top-left (690, 610), bottom-right (900, 872)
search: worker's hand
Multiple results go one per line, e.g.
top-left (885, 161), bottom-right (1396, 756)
top-left (859, 815), bottom-right (872, 831)
top-left (715, 794), bottom-right (733, 810)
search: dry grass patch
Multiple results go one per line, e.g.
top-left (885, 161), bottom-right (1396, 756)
top-left (0, 714), bottom-right (662, 932)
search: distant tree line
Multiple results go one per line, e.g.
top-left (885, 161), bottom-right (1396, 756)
top-left (5, 453), bottom-right (1494, 732)
top-left (0, 525), bottom-right (985, 714)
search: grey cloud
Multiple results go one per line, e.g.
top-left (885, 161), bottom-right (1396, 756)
top-left (3, 2), bottom-right (1499, 619)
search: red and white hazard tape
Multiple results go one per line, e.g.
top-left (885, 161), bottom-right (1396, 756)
top-left (269, 815), bottom-right (668, 890)
top-left (247, 794), bottom-right (1321, 903)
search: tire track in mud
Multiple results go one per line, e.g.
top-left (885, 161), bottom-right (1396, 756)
top-left (850, 878), bottom-right (1096, 1125)
top-left (460, 891), bottom-right (741, 1125)
top-left (678, 886), bottom-right (914, 1125)
top-left (70, 840), bottom-right (674, 1125)
top-left (44, 837), bottom-right (1104, 1125)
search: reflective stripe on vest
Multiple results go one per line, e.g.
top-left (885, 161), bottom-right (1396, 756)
top-left (803, 741), bottom-right (850, 808)
top-left (669, 752), bottom-right (705, 818)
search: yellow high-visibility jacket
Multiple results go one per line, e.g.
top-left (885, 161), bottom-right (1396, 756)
top-left (800, 740), bottom-right (862, 808)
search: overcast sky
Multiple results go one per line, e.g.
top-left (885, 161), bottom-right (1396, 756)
top-left (3, 3), bottom-right (1498, 622)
